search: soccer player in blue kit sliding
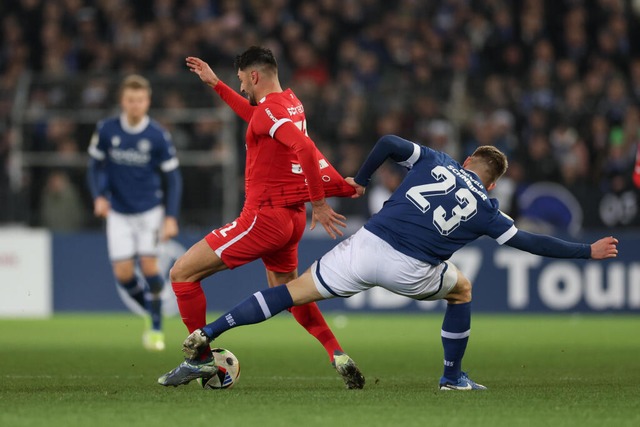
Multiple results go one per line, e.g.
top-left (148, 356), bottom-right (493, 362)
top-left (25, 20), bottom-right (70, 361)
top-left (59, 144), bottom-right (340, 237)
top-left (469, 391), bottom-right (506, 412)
top-left (88, 75), bottom-right (182, 351)
top-left (164, 134), bottom-right (618, 390)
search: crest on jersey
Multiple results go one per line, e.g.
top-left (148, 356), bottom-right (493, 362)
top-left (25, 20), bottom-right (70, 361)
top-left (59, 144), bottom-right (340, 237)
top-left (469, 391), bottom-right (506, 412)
top-left (111, 136), bottom-right (121, 147)
top-left (138, 139), bottom-right (151, 152)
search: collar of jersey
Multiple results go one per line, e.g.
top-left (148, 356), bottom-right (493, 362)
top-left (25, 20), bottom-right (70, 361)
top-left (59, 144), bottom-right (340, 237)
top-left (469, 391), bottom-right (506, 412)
top-left (258, 89), bottom-right (290, 104)
top-left (462, 167), bottom-right (485, 190)
top-left (119, 113), bottom-right (150, 134)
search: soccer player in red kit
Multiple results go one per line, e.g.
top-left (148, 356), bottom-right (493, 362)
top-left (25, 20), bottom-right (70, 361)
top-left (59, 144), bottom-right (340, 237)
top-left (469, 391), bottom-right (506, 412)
top-left (158, 47), bottom-right (365, 389)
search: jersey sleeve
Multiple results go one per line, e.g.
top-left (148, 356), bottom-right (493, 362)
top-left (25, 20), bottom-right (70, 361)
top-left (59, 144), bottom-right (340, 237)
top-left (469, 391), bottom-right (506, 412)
top-left (213, 81), bottom-right (255, 123)
top-left (154, 128), bottom-right (182, 217)
top-left (156, 129), bottom-right (179, 172)
top-left (483, 208), bottom-right (518, 244)
top-left (251, 103), bottom-right (293, 138)
top-left (353, 135), bottom-right (437, 187)
top-left (505, 230), bottom-right (591, 258)
top-left (87, 122), bottom-right (109, 199)
top-left (87, 122), bottom-right (108, 161)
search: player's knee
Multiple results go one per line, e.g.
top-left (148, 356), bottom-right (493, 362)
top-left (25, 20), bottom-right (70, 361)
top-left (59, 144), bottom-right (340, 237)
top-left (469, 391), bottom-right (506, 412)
top-left (169, 255), bottom-right (192, 283)
top-left (146, 275), bottom-right (164, 295)
top-left (139, 258), bottom-right (159, 278)
top-left (457, 278), bottom-right (472, 303)
top-left (446, 277), bottom-right (472, 304)
top-left (113, 264), bottom-right (135, 283)
top-left (169, 263), bottom-right (182, 283)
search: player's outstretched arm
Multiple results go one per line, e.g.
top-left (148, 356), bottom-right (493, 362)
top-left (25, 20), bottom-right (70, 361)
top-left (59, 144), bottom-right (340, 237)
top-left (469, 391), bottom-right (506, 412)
top-left (185, 56), bottom-right (255, 122)
top-left (589, 236), bottom-right (618, 259)
top-left (353, 135), bottom-right (416, 187)
top-left (504, 229), bottom-right (618, 260)
top-left (185, 57), bottom-right (219, 87)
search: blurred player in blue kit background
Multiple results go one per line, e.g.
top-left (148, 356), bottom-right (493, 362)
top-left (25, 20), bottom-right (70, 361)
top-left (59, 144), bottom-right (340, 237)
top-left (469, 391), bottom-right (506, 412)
top-left (87, 75), bottom-right (183, 351)
top-left (164, 135), bottom-right (618, 390)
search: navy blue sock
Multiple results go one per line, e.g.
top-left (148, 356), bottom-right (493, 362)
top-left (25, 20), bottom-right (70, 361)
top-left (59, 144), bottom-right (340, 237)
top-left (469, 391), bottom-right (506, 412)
top-left (119, 277), bottom-right (146, 309)
top-left (441, 302), bottom-right (471, 381)
top-left (202, 285), bottom-right (294, 340)
top-left (145, 275), bottom-right (164, 331)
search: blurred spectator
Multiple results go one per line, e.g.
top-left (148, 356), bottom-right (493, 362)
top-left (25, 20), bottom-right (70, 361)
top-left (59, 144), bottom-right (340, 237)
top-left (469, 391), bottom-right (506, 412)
top-left (367, 161), bottom-right (406, 215)
top-left (425, 119), bottom-right (458, 158)
top-left (522, 132), bottom-right (561, 183)
top-left (40, 170), bottom-right (86, 231)
top-left (598, 76), bottom-right (630, 125)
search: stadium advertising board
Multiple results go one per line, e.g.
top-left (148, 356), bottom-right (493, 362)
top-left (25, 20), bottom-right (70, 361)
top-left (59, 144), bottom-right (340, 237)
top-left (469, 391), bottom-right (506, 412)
top-left (0, 228), bottom-right (52, 317)
top-left (48, 231), bottom-right (639, 314)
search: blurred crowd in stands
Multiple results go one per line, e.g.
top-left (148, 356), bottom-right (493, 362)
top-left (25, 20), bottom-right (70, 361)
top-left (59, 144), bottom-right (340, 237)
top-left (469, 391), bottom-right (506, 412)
top-left (1, 0), bottom-right (640, 232)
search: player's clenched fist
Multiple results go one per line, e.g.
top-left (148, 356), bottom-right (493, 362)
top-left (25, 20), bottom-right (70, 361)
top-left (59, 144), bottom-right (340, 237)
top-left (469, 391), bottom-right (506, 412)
top-left (345, 177), bottom-right (365, 198)
top-left (590, 236), bottom-right (619, 259)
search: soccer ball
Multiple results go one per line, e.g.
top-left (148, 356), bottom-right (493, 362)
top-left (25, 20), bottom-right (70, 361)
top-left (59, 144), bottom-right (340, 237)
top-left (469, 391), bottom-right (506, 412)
top-left (199, 348), bottom-right (241, 389)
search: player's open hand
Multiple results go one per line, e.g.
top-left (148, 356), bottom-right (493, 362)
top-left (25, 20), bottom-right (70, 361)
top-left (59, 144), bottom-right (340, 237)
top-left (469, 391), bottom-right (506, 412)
top-left (345, 177), bottom-right (365, 198)
top-left (185, 57), bottom-right (219, 87)
top-left (310, 199), bottom-right (347, 239)
top-left (590, 236), bottom-right (618, 259)
top-left (161, 217), bottom-right (179, 241)
top-left (93, 196), bottom-right (110, 218)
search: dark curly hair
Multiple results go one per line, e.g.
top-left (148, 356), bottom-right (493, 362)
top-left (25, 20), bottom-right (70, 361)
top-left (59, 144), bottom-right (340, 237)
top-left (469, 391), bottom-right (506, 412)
top-left (233, 46), bottom-right (278, 72)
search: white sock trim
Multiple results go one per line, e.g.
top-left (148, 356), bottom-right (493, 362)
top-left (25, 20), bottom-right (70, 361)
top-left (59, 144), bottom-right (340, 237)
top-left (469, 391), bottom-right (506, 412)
top-left (441, 329), bottom-right (471, 339)
top-left (254, 292), bottom-right (272, 319)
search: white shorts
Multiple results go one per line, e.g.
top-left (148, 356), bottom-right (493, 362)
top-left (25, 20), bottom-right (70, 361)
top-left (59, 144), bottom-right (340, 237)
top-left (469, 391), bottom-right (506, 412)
top-left (106, 206), bottom-right (163, 261)
top-left (311, 228), bottom-right (458, 301)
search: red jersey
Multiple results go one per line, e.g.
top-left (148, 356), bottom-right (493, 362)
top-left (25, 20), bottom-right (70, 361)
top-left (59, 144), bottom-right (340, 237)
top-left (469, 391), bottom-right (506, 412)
top-left (214, 82), bottom-right (355, 210)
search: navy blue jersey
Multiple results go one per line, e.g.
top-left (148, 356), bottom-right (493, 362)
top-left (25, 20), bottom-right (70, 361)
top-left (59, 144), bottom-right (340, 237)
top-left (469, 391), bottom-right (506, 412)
top-left (88, 115), bottom-right (179, 215)
top-left (365, 143), bottom-right (515, 265)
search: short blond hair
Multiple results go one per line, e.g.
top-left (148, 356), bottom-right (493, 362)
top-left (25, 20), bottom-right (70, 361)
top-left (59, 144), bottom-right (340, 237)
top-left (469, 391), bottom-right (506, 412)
top-left (470, 145), bottom-right (508, 184)
top-left (119, 74), bottom-right (152, 97)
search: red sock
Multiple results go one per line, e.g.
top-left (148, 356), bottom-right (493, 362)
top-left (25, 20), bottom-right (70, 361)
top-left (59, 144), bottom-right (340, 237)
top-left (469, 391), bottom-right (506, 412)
top-left (290, 303), bottom-right (343, 361)
top-left (172, 281), bottom-right (211, 359)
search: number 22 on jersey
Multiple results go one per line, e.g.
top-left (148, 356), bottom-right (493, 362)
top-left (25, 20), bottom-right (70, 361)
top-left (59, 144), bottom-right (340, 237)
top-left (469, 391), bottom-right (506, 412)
top-left (405, 166), bottom-right (478, 235)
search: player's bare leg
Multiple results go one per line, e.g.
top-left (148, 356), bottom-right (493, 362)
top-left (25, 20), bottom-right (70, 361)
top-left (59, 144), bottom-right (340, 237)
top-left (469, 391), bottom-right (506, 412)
top-left (171, 238), bottom-right (228, 283)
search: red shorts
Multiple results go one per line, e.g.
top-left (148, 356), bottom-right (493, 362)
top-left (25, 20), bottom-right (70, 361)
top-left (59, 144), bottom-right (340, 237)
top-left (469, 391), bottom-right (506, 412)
top-left (205, 205), bottom-right (306, 272)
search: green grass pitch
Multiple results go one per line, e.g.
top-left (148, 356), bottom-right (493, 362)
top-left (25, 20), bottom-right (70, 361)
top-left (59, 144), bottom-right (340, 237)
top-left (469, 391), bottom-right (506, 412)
top-left (1, 313), bottom-right (639, 427)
